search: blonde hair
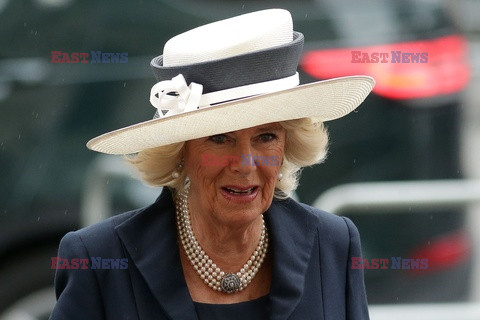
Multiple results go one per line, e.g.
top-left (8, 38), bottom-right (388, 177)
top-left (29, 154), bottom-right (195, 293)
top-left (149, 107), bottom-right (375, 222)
top-left (127, 117), bottom-right (328, 199)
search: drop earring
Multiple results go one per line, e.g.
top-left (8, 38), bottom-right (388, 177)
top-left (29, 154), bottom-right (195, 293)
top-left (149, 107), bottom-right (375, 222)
top-left (277, 159), bottom-right (284, 181)
top-left (172, 158), bottom-right (184, 179)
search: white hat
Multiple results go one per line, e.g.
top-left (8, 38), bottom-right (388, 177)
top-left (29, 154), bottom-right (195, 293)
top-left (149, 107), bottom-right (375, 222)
top-left (87, 9), bottom-right (375, 155)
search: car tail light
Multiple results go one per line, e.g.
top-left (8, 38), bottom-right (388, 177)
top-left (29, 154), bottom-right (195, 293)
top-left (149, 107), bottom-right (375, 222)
top-left (301, 35), bottom-right (470, 100)
top-left (408, 230), bottom-right (471, 274)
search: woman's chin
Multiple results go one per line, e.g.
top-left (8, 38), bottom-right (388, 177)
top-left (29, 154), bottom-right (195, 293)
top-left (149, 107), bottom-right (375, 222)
top-left (214, 189), bottom-right (269, 225)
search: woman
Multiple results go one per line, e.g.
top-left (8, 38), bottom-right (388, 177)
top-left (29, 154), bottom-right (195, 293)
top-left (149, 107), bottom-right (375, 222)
top-left (51, 9), bottom-right (374, 320)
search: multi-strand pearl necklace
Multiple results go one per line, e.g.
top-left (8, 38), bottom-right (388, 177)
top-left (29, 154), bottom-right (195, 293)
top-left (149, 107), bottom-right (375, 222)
top-left (175, 188), bottom-right (269, 294)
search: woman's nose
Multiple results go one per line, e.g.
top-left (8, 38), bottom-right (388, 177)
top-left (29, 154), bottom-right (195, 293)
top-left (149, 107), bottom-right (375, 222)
top-left (229, 141), bottom-right (257, 174)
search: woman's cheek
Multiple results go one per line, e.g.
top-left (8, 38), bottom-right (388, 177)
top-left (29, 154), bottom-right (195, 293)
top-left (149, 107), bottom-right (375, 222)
top-left (263, 172), bottom-right (277, 194)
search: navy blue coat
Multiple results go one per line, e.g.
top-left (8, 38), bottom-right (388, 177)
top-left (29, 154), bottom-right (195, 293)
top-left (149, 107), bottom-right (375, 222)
top-left (50, 189), bottom-right (369, 319)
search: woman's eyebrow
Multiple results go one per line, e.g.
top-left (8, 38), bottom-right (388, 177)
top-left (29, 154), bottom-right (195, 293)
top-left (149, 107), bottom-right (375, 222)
top-left (255, 125), bottom-right (283, 133)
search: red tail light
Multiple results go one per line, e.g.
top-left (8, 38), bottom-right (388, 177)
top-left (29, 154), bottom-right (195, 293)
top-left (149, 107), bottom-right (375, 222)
top-left (408, 231), bottom-right (471, 274)
top-left (301, 35), bottom-right (470, 100)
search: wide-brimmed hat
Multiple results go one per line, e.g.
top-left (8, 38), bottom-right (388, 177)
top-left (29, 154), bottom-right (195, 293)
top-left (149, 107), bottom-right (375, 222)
top-left (87, 9), bottom-right (375, 155)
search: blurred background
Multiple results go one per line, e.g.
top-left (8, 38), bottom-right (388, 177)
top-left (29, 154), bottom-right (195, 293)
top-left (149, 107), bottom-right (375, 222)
top-left (0, 0), bottom-right (479, 319)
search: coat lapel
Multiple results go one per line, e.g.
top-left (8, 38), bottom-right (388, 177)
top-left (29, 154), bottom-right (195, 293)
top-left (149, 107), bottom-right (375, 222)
top-left (266, 198), bottom-right (321, 320)
top-left (115, 188), bottom-right (198, 320)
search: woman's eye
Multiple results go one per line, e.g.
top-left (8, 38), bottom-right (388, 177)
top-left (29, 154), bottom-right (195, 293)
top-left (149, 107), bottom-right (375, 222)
top-left (259, 133), bottom-right (277, 142)
top-left (208, 134), bottom-right (228, 144)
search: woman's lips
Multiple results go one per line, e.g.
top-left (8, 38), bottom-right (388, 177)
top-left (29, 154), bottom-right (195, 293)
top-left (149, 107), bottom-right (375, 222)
top-left (220, 185), bottom-right (259, 203)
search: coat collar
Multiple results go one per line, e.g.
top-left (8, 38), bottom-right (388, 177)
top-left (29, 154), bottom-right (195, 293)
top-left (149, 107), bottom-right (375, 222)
top-left (115, 189), bottom-right (197, 319)
top-left (115, 188), bottom-right (320, 320)
top-left (266, 198), bottom-right (319, 319)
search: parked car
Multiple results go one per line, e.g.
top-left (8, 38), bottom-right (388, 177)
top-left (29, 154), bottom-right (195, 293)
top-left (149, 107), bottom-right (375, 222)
top-left (0, 0), bottom-right (472, 318)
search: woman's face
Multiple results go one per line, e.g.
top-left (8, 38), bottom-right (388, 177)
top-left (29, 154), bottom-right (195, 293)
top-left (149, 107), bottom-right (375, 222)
top-left (184, 122), bottom-right (285, 227)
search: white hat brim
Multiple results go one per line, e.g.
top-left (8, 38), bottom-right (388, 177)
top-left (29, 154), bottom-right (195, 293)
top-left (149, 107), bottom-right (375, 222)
top-left (87, 75), bottom-right (375, 155)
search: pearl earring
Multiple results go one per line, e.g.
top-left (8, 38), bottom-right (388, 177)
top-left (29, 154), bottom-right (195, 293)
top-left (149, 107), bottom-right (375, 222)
top-left (172, 158), bottom-right (184, 179)
top-left (277, 173), bottom-right (283, 181)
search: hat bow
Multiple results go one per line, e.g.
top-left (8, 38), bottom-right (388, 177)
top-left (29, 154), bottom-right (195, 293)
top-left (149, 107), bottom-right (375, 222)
top-left (150, 74), bottom-right (203, 118)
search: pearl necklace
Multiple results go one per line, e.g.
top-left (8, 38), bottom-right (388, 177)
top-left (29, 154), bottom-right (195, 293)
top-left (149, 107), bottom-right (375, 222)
top-left (175, 188), bottom-right (269, 294)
